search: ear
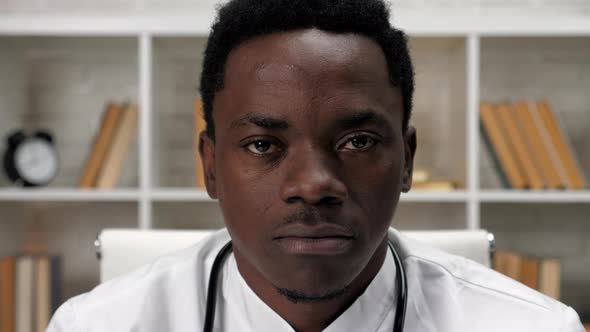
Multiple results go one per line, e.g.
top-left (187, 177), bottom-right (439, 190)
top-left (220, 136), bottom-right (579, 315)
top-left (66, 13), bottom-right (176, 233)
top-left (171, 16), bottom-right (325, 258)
top-left (198, 131), bottom-right (218, 199)
top-left (401, 126), bottom-right (417, 193)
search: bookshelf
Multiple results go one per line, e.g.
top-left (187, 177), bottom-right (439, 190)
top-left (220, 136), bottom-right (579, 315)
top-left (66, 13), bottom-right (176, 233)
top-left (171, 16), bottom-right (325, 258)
top-left (0, 11), bottom-right (589, 318)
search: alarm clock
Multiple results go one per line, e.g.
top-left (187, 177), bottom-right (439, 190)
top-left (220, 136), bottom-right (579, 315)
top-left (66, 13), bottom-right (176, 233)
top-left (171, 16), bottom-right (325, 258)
top-left (3, 130), bottom-right (59, 187)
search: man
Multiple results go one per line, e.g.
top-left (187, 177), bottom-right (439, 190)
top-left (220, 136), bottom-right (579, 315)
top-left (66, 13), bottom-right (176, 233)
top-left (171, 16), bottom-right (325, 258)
top-left (47, 0), bottom-right (584, 331)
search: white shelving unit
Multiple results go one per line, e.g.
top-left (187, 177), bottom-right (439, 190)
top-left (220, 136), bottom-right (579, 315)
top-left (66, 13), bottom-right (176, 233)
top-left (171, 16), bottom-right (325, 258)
top-left (1, 11), bottom-right (589, 314)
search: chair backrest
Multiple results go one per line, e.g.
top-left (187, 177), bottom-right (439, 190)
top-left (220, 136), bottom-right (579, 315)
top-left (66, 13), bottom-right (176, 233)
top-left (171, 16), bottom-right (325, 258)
top-left (96, 229), bottom-right (494, 282)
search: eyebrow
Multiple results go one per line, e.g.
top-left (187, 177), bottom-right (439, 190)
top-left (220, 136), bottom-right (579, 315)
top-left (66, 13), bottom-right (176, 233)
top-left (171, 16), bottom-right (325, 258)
top-left (229, 113), bottom-right (289, 130)
top-left (335, 109), bottom-right (392, 131)
top-left (228, 109), bottom-right (392, 132)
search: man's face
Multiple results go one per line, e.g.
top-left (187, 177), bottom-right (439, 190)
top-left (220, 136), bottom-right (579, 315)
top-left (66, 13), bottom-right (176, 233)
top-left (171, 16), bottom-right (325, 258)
top-left (201, 29), bottom-right (415, 300)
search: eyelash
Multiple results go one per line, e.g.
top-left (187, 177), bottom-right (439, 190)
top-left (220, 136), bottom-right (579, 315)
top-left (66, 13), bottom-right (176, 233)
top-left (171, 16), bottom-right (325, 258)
top-left (243, 138), bottom-right (283, 157)
top-left (337, 133), bottom-right (378, 152)
top-left (243, 133), bottom-right (379, 157)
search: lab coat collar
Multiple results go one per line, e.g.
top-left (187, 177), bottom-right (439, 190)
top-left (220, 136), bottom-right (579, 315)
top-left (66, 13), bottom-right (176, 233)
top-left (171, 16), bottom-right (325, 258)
top-left (223, 239), bottom-right (397, 332)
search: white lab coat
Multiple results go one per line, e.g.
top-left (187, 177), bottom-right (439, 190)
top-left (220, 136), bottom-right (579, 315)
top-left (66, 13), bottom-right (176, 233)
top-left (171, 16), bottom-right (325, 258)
top-left (46, 228), bottom-right (585, 332)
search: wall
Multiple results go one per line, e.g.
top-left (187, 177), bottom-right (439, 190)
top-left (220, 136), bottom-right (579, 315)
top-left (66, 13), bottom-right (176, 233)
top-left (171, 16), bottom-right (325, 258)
top-left (0, 0), bottom-right (589, 15)
top-left (0, 37), bottom-right (139, 188)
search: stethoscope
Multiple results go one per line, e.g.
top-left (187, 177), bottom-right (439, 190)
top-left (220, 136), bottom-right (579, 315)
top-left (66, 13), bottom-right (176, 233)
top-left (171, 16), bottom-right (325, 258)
top-left (202, 239), bottom-right (408, 332)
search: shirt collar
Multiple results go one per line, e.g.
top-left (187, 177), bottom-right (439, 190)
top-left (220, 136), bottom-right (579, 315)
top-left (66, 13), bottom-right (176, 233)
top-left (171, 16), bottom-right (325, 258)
top-left (223, 246), bottom-right (396, 331)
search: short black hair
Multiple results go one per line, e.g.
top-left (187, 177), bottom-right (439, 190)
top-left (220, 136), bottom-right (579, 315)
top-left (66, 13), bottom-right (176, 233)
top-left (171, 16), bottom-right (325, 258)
top-left (200, 0), bottom-right (414, 139)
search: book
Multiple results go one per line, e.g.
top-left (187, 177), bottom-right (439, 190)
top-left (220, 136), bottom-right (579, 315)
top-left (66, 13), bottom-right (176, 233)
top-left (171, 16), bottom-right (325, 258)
top-left (520, 256), bottom-right (540, 290)
top-left (493, 250), bottom-right (523, 281)
top-left (480, 102), bottom-right (526, 189)
top-left (36, 257), bottom-right (51, 332)
top-left (538, 258), bottom-right (561, 300)
top-left (96, 103), bottom-right (139, 189)
top-left (515, 101), bottom-right (563, 189)
top-left (496, 103), bottom-right (544, 189)
top-left (536, 101), bottom-right (587, 190)
top-left (0, 257), bottom-right (16, 332)
top-left (495, 250), bottom-right (563, 301)
top-left (1, 255), bottom-right (62, 332)
top-left (15, 256), bottom-right (34, 332)
top-left (412, 180), bottom-right (456, 191)
top-left (50, 256), bottom-right (62, 315)
top-left (412, 169), bottom-right (431, 184)
top-left (79, 103), bottom-right (124, 188)
top-left (194, 98), bottom-right (207, 189)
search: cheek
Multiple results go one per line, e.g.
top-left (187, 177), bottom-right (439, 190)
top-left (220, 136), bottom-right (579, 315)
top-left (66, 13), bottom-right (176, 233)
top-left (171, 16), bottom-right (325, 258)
top-left (346, 146), bottom-right (404, 222)
top-left (218, 158), bottom-right (278, 205)
top-left (217, 157), bottom-right (279, 238)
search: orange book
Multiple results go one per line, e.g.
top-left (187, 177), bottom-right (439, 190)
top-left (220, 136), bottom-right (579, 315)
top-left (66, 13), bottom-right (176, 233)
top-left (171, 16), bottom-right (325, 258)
top-left (493, 250), bottom-right (506, 274)
top-left (496, 103), bottom-right (544, 189)
top-left (0, 257), bottom-right (16, 332)
top-left (520, 257), bottom-right (539, 290)
top-left (494, 250), bottom-right (523, 281)
top-left (96, 104), bottom-right (139, 189)
top-left (536, 101), bottom-right (587, 190)
top-left (480, 102), bottom-right (526, 189)
top-left (194, 99), bottom-right (207, 189)
top-left (79, 103), bottom-right (124, 188)
top-left (515, 101), bottom-right (564, 189)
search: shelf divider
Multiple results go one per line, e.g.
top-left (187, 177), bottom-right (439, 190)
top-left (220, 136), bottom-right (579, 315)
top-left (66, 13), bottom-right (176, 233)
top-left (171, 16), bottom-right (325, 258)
top-left (467, 34), bottom-right (481, 230)
top-left (139, 33), bottom-right (153, 229)
top-left (480, 190), bottom-right (590, 203)
top-left (0, 189), bottom-right (141, 202)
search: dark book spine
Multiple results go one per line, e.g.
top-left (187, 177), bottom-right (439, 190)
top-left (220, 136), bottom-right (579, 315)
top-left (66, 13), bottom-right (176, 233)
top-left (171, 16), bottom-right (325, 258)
top-left (50, 256), bottom-right (62, 314)
top-left (480, 120), bottom-right (511, 189)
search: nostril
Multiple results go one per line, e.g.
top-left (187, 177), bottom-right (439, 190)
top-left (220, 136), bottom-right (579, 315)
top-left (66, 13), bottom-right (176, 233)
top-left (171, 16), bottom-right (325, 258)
top-left (285, 195), bottom-right (343, 206)
top-left (319, 196), bottom-right (343, 206)
top-left (286, 196), bottom-right (303, 204)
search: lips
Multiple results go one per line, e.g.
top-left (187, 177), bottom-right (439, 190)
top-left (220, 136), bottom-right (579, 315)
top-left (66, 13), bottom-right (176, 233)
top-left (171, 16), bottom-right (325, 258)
top-left (273, 224), bottom-right (355, 255)
top-left (273, 223), bottom-right (355, 239)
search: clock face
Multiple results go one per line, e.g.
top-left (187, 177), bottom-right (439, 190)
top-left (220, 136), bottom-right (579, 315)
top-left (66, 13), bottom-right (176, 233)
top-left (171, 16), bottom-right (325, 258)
top-left (14, 137), bottom-right (59, 185)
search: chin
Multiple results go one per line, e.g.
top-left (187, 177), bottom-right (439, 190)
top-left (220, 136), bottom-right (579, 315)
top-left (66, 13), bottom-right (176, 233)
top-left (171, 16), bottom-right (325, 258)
top-left (275, 282), bottom-right (350, 304)
top-left (268, 261), bottom-right (358, 303)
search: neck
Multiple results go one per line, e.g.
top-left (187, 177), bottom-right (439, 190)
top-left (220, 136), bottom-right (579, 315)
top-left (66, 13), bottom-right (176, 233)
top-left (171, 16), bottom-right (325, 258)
top-left (234, 238), bottom-right (389, 332)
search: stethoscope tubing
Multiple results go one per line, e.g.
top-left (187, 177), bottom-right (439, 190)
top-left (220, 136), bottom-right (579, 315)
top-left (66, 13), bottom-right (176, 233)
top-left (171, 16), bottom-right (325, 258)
top-left (203, 241), bottom-right (233, 332)
top-left (203, 239), bottom-right (407, 332)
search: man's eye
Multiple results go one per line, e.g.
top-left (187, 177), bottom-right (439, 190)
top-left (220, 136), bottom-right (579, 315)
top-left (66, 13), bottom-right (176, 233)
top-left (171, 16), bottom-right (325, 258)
top-left (246, 140), bottom-right (279, 155)
top-left (339, 135), bottom-right (376, 151)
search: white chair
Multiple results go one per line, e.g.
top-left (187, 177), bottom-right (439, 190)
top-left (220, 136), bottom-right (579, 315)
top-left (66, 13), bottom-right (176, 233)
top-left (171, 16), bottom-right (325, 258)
top-left (95, 229), bottom-right (495, 283)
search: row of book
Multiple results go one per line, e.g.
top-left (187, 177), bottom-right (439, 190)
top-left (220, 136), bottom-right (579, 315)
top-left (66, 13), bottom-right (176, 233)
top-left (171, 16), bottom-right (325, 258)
top-left (0, 255), bottom-right (62, 332)
top-left (495, 251), bottom-right (590, 330)
top-left (81, 98), bottom-right (208, 189)
top-left (481, 100), bottom-right (587, 190)
top-left (493, 250), bottom-right (561, 300)
top-left (79, 102), bottom-right (139, 189)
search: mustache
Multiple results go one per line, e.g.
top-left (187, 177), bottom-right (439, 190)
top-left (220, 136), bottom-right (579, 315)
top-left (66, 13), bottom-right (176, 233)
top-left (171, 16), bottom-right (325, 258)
top-left (282, 207), bottom-right (323, 225)
top-left (280, 206), bottom-right (348, 227)
top-left (273, 206), bottom-right (358, 239)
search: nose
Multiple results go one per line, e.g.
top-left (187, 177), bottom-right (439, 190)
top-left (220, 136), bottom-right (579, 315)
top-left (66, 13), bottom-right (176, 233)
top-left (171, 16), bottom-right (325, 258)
top-left (279, 145), bottom-right (348, 206)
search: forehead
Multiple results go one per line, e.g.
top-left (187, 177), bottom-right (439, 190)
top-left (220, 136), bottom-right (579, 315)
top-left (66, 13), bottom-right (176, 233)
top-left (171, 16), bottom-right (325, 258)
top-left (222, 28), bottom-right (391, 92)
top-left (213, 28), bottom-right (401, 132)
